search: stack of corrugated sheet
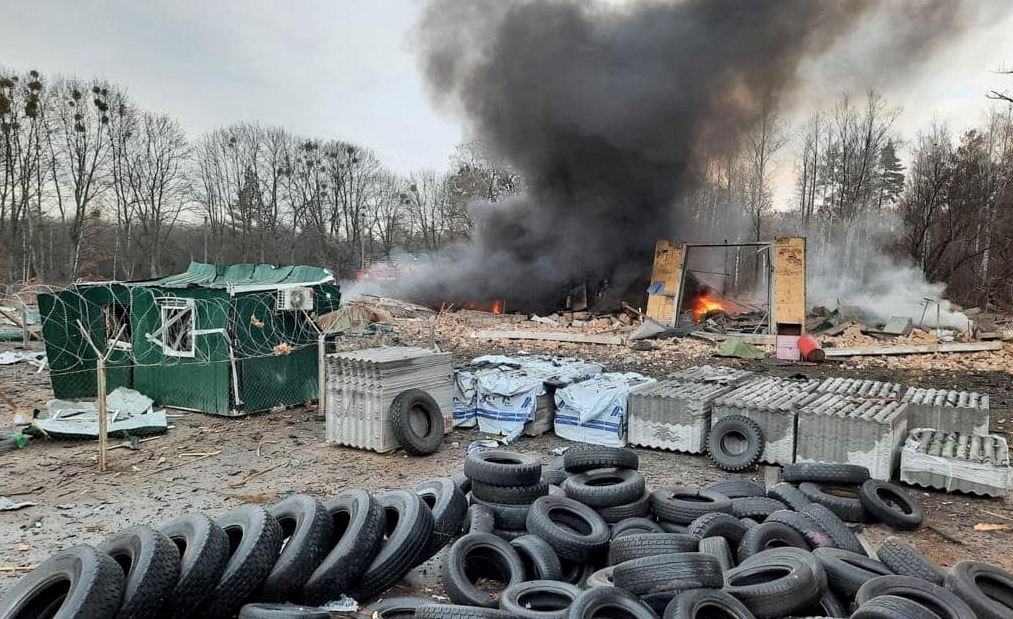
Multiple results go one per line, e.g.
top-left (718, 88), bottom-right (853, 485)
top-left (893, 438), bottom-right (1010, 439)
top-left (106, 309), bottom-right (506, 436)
top-left (901, 388), bottom-right (990, 436)
top-left (711, 377), bottom-right (819, 466)
top-left (324, 347), bottom-right (453, 453)
top-left (795, 393), bottom-right (909, 480)
top-left (900, 429), bottom-right (1010, 497)
top-left (628, 381), bottom-right (736, 454)
top-left (814, 377), bottom-right (903, 400)
top-left (665, 365), bottom-right (755, 387)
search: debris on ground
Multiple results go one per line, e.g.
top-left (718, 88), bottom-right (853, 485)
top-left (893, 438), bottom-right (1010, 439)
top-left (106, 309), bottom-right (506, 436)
top-left (26, 387), bottom-right (168, 439)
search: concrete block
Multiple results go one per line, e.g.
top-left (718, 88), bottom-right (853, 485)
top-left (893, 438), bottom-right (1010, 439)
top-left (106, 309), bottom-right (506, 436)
top-left (324, 347), bottom-right (453, 453)
top-left (628, 380), bottom-right (734, 454)
top-left (796, 394), bottom-right (909, 480)
top-left (900, 388), bottom-right (989, 436)
top-left (665, 364), bottom-right (754, 387)
top-left (711, 377), bottom-right (819, 466)
top-left (900, 429), bottom-right (1010, 497)
top-left (814, 377), bottom-right (903, 400)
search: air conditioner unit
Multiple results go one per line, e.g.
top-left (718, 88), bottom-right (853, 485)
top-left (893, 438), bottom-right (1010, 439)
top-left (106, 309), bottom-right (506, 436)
top-left (277, 287), bottom-right (314, 311)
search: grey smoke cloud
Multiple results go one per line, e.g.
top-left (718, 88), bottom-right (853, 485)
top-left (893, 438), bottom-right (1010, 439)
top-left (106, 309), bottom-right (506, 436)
top-left (407, 0), bottom-right (969, 311)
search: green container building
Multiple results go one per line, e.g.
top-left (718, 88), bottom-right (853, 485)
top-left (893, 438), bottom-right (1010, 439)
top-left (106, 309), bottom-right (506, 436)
top-left (38, 262), bottom-right (340, 416)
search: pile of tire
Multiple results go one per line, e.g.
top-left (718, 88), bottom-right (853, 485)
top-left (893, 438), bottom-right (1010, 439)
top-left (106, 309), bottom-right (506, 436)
top-left (3, 449), bottom-right (1013, 619)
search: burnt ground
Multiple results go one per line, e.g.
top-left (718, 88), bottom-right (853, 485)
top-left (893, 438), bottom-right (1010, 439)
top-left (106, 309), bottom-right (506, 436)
top-left (1, 320), bottom-right (1012, 602)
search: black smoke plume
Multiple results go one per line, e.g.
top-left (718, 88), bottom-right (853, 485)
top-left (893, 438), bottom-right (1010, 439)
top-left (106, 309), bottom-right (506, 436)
top-left (406, 0), bottom-right (967, 312)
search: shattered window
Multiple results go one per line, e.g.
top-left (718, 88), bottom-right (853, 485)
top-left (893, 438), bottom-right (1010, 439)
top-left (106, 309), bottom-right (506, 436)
top-left (156, 297), bottom-right (195, 358)
top-left (102, 303), bottom-right (132, 349)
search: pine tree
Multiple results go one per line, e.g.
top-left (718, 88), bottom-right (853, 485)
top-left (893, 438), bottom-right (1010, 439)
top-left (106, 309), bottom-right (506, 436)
top-left (877, 139), bottom-right (905, 208)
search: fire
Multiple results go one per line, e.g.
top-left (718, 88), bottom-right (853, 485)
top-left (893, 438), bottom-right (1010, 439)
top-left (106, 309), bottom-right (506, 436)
top-left (464, 299), bottom-right (505, 314)
top-left (691, 292), bottom-right (725, 322)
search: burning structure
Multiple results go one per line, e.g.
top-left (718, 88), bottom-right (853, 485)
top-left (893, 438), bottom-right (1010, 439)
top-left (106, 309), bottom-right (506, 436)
top-left (403, 0), bottom-right (969, 316)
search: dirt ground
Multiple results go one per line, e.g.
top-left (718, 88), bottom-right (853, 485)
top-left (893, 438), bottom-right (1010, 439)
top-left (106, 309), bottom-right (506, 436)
top-left (1, 311), bottom-right (1012, 601)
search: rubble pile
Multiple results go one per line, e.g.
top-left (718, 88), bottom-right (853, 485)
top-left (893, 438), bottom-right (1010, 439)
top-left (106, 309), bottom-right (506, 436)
top-left (4, 447), bottom-right (1013, 618)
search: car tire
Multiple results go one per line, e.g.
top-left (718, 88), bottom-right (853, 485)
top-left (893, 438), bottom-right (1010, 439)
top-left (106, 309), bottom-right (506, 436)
top-left (499, 580), bottom-right (581, 618)
top-left (858, 575), bottom-right (978, 619)
top-left (510, 535), bottom-right (563, 581)
top-left (158, 513), bottom-right (230, 619)
top-left (472, 480), bottom-right (549, 505)
top-left (597, 492), bottom-right (652, 523)
top-left (416, 477), bottom-right (469, 559)
top-left (945, 561), bottom-right (1013, 619)
top-left (686, 512), bottom-right (748, 546)
top-left (663, 588), bottom-right (755, 619)
top-left (799, 482), bottom-right (868, 523)
top-left (563, 468), bottom-right (645, 508)
top-left (766, 482), bottom-right (811, 512)
top-left (736, 521), bottom-right (808, 562)
top-left (859, 480), bottom-right (923, 530)
top-left (525, 496), bottom-right (609, 562)
top-left (442, 533), bottom-right (525, 608)
top-left (728, 496), bottom-right (786, 522)
top-left (97, 525), bottom-right (180, 619)
top-left (198, 505), bottom-right (284, 619)
top-left (608, 533), bottom-right (697, 566)
top-left (723, 548), bottom-right (825, 618)
top-left (258, 495), bottom-right (332, 602)
top-left (650, 487), bottom-right (732, 524)
top-left (707, 416), bottom-right (764, 471)
top-left (346, 490), bottom-right (434, 601)
top-left (610, 516), bottom-right (664, 539)
top-left (704, 477), bottom-right (766, 499)
top-left (612, 552), bottom-right (723, 596)
top-left (302, 490), bottom-right (386, 605)
top-left (765, 509), bottom-right (835, 550)
top-left (698, 536), bottom-right (735, 572)
top-left (782, 462), bottom-right (870, 485)
top-left (812, 547), bottom-right (895, 599)
top-left (563, 445), bottom-right (639, 473)
top-left (462, 504), bottom-right (495, 535)
top-left (0, 545), bottom-right (124, 619)
top-left (877, 536), bottom-right (946, 585)
top-left (568, 587), bottom-right (656, 619)
top-left (465, 451), bottom-right (542, 486)
top-left (801, 503), bottom-right (864, 555)
top-left (389, 388), bottom-right (443, 456)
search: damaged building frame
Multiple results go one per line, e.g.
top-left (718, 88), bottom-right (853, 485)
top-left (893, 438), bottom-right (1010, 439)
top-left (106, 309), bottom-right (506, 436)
top-left (646, 236), bottom-right (807, 338)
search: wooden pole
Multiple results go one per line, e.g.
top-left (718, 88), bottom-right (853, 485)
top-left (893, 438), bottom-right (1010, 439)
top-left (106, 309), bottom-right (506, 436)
top-left (96, 356), bottom-right (108, 472)
top-left (317, 333), bottom-right (326, 417)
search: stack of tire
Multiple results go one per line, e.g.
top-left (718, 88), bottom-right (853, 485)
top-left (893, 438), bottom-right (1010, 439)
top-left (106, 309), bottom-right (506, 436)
top-left (0, 480), bottom-right (468, 619)
top-left (465, 450), bottom-right (551, 541)
top-left (4, 449), bottom-right (1013, 619)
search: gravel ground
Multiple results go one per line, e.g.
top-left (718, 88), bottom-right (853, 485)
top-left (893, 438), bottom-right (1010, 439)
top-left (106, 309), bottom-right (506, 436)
top-left (1, 319), bottom-right (1012, 601)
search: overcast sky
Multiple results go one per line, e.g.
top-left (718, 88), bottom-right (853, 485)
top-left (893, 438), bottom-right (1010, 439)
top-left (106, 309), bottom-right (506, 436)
top-left (2, 0), bottom-right (1013, 189)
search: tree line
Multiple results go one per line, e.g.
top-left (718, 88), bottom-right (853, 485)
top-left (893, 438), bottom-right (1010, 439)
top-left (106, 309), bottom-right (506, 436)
top-left (681, 89), bottom-right (1013, 310)
top-left (3, 67), bottom-right (1012, 310)
top-left (0, 68), bottom-right (519, 283)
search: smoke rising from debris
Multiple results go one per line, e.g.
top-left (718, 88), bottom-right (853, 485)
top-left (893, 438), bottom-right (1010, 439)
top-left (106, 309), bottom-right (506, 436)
top-left (406, 0), bottom-right (968, 312)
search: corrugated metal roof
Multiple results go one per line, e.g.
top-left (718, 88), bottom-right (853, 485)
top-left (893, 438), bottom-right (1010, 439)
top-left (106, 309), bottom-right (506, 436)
top-left (135, 261), bottom-right (333, 292)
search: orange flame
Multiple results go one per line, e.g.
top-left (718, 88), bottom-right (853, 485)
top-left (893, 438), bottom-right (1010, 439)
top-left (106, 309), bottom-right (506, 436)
top-left (691, 292), bottom-right (725, 322)
top-left (464, 299), bottom-right (505, 314)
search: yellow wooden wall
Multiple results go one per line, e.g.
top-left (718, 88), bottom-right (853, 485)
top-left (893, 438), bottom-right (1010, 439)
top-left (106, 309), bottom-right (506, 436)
top-left (645, 240), bottom-right (685, 326)
top-left (772, 236), bottom-right (806, 334)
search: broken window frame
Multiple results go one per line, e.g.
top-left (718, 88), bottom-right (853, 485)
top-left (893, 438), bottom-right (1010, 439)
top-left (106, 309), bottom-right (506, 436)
top-left (155, 297), bottom-right (196, 358)
top-left (101, 303), bottom-right (133, 351)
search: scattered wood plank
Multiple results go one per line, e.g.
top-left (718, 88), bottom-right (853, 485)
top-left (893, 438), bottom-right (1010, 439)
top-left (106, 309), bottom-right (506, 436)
top-left (689, 332), bottom-right (776, 346)
top-left (471, 330), bottom-right (624, 346)
top-left (823, 341), bottom-right (1002, 358)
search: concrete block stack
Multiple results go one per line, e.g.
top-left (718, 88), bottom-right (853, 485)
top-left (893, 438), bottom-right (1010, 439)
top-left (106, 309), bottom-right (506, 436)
top-left (900, 388), bottom-right (990, 436)
top-left (795, 394), bottom-right (909, 480)
top-left (324, 347), bottom-right (453, 453)
top-left (628, 381), bottom-right (736, 454)
top-left (711, 377), bottom-right (819, 466)
top-left (900, 429), bottom-right (1010, 497)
